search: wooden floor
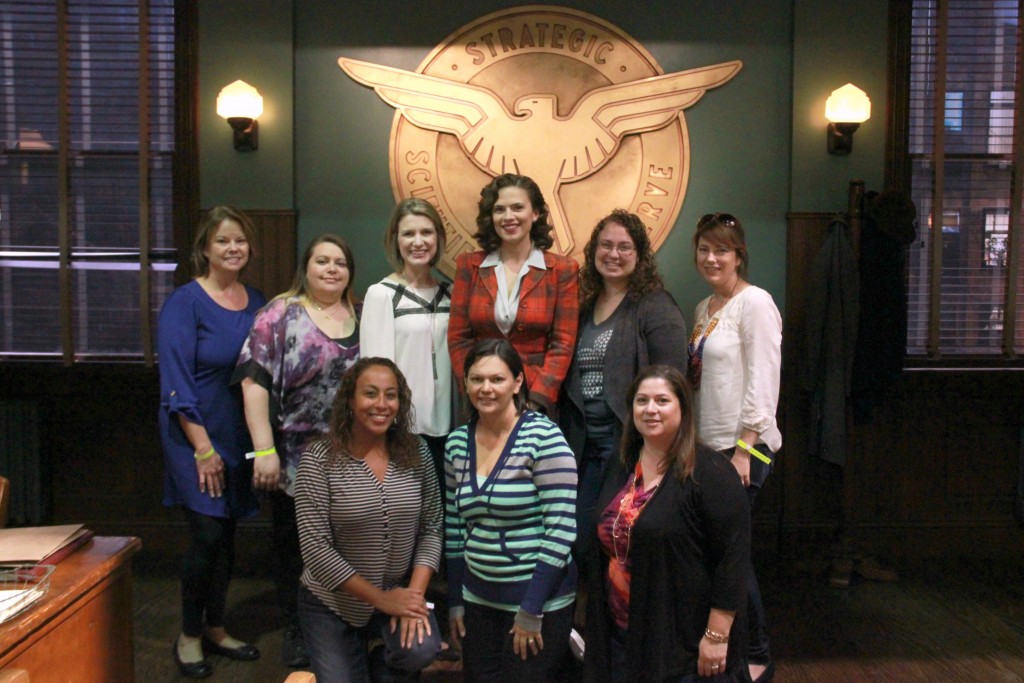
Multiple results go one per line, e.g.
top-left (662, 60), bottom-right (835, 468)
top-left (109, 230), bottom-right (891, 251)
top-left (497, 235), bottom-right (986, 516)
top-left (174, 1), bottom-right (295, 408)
top-left (132, 551), bottom-right (1024, 682)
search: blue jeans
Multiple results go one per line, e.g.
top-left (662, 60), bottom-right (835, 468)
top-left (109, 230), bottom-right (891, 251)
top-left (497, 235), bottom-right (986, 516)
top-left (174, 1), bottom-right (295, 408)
top-left (298, 586), bottom-right (440, 683)
top-left (576, 433), bottom-right (617, 557)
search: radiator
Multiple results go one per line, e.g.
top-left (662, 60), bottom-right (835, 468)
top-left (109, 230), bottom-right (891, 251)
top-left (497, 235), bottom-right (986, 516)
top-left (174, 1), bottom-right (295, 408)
top-left (0, 399), bottom-right (46, 525)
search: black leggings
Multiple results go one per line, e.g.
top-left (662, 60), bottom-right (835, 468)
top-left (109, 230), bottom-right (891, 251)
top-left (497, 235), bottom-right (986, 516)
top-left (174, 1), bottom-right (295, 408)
top-left (181, 508), bottom-right (237, 636)
top-left (462, 602), bottom-right (574, 682)
top-left (271, 490), bottom-right (303, 627)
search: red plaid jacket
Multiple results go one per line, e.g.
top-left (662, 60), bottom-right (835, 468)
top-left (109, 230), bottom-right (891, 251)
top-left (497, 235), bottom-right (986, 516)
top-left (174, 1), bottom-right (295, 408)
top-left (448, 249), bottom-right (579, 411)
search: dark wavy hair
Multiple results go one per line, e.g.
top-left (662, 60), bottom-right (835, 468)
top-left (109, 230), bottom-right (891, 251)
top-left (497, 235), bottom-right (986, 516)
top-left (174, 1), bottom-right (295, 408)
top-left (474, 174), bottom-right (554, 252)
top-left (327, 357), bottom-right (420, 469)
top-left (384, 198), bottom-right (448, 271)
top-left (274, 234), bottom-right (357, 312)
top-left (578, 209), bottom-right (664, 311)
top-left (190, 205), bottom-right (256, 277)
top-left (693, 213), bottom-right (749, 277)
top-left (621, 365), bottom-right (697, 483)
top-left (462, 338), bottom-right (528, 420)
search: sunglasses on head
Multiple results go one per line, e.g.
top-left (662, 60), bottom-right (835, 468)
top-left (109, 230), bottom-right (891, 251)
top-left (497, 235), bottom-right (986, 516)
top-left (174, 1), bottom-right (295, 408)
top-left (697, 213), bottom-right (738, 228)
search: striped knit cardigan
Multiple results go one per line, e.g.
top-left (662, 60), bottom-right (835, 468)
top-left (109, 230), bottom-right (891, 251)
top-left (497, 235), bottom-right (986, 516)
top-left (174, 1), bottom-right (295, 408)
top-left (444, 410), bottom-right (577, 630)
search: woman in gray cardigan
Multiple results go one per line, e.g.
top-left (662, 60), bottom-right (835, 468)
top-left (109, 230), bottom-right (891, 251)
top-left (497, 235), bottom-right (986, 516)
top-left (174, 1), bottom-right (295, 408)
top-left (559, 209), bottom-right (687, 560)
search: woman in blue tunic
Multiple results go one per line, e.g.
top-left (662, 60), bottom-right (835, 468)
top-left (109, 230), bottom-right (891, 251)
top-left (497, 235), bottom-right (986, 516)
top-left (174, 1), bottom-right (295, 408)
top-left (158, 206), bottom-right (266, 678)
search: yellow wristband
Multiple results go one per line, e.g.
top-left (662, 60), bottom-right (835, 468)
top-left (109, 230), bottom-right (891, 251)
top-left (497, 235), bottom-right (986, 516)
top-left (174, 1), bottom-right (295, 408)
top-left (246, 446), bottom-right (277, 460)
top-left (737, 440), bottom-right (772, 465)
top-left (194, 447), bottom-right (216, 461)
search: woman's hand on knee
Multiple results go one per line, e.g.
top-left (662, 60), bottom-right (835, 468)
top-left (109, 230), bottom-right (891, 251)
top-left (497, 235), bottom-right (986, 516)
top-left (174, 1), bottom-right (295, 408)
top-left (392, 614), bottom-right (431, 649)
top-left (377, 587), bottom-right (429, 621)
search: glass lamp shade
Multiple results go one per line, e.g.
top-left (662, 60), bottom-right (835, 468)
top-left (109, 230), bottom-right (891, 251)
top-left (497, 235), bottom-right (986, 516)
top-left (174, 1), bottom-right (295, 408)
top-left (216, 80), bottom-right (264, 120)
top-left (825, 84), bottom-right (871, 123)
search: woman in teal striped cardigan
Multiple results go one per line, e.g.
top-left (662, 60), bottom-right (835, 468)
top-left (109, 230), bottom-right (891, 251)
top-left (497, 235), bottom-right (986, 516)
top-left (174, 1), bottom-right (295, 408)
top-left (444, 338), bottom-right (578, 682)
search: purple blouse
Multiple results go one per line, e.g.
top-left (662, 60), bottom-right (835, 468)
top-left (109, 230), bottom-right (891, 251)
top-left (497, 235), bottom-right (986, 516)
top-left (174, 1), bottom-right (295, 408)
top-left (234, 297), bottom-right (360, 496)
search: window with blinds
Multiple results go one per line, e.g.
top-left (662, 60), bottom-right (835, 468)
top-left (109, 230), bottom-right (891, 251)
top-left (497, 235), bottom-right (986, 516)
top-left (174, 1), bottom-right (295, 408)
top-left (0, 0), bottom-right (176, 363)
top-left (907, 0), bottom-right (1024, 357)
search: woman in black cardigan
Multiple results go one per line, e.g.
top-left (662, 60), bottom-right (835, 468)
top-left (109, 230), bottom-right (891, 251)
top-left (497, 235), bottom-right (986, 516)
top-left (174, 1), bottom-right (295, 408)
top-left (584, 365), bottom-right (751, 683)
top-left (559, 210), bottom-right (687, 554)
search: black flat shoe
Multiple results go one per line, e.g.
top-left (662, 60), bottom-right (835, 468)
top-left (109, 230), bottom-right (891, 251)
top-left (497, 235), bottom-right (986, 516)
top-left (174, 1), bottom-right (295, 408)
top-left (173, 641), bottom-right (213, 679)
top-left (201, 636), bottom-right (261, 661)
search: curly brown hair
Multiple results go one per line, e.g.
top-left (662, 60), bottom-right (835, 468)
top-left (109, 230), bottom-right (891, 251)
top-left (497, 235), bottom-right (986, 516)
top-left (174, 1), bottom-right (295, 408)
top-left (578, 209), bottom-right (664, 312)
top-left (327, 357), bottom-right (421, 469)
top-left (620, 365), bottom-right (697, 483)
top-left (474, 174), bottom-right (554, 252)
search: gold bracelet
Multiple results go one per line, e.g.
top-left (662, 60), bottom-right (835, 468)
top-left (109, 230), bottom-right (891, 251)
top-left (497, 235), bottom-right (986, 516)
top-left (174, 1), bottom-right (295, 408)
top-left (703, 627), bottom-right (729, 644)
top-left (194, 447), bottom-right (216, 461)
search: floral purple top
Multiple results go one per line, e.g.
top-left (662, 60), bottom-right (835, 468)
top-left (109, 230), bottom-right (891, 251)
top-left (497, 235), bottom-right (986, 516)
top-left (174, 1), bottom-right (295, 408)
top-left (233, 297), bottom-right (360, 496)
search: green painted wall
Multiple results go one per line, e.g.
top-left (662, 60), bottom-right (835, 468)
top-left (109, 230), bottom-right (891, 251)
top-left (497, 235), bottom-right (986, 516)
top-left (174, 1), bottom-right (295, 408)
top-left (791, 0), bottom-right (889, 211)
top-left (197, 1), bottom-right (891, 317)
top-left (198, 0), bottom-right (294, 209)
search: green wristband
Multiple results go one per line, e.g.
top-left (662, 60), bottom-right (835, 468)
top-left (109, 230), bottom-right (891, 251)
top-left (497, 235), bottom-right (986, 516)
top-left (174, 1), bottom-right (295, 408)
top-left (247, 446), bottom-right (277, 460)
top-left (194, 447), bottom-right (216, 461)
top-left (737, 439), bottom-right (772, 465)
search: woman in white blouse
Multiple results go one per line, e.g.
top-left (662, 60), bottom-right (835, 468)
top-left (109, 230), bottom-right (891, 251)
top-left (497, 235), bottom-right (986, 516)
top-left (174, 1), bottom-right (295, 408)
top-left (688, 212), bottom-right (782, 683)
top-left (361, 198), bottom-right (452, 487)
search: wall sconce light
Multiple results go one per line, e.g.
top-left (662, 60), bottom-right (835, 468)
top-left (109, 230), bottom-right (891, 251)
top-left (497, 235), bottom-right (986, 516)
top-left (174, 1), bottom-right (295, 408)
top-left (217, 80), bottom-right (263, 152)
top-left (825, 83), bottom-right (871, 156)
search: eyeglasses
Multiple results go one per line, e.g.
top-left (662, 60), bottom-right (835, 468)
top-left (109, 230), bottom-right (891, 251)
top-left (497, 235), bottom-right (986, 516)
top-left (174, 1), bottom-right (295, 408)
top-left (697, 213), bottom-right (738, 228)
top-left (596, 240), bottom-right (635, 255)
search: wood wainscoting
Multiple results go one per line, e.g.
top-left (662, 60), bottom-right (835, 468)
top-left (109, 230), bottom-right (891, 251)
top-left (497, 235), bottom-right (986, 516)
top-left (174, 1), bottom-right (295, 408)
top-left (780, 207), bottom-right (1024, 558)
top-left (232, 209), bottom-right (297, 299)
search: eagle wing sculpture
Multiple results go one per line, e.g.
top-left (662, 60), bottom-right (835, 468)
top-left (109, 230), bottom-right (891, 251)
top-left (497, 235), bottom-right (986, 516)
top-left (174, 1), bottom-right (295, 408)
top-left (338, 56), bottom-right (742, 253)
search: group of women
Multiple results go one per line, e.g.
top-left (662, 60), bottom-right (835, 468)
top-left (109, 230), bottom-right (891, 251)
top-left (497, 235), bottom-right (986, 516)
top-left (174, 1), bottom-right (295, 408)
top-left (157, 173), bottom-right (781, 683)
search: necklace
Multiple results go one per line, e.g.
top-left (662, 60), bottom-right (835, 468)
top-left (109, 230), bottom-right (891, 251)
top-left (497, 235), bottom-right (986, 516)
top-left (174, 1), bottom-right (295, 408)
top-left (425, 284), bottom-right (450, 381)
top-left (687, 305), bottom-right (722, 390)
top-left (392, 277), bottom-right (448, 381)
top-left (611, 459), bottom-right (660, 565)
top-left (311, 296), bottom-right (343, 319)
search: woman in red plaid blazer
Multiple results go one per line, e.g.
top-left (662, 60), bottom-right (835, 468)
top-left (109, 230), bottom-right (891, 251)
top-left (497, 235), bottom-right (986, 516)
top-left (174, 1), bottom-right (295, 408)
top-left (448, 174), bottom-right (579, 415)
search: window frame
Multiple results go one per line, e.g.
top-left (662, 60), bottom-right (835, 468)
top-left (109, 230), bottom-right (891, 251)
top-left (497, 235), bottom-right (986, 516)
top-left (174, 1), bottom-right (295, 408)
top-left (0, 0), bottom-right (197, 366)
top-left (889, 0), bottom-right (1024, 365)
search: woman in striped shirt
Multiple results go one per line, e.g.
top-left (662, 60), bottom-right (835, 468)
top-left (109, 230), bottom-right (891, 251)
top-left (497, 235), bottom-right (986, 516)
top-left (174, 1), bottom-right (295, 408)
top-left (295, 357), bottom-right (443, 683)
top-left (445, 338), bottom-right (578, 682)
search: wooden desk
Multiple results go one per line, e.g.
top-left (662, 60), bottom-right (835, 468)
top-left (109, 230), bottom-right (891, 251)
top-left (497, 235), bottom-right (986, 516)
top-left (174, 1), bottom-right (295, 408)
top-left (0, 536), bottom-right (141, 682)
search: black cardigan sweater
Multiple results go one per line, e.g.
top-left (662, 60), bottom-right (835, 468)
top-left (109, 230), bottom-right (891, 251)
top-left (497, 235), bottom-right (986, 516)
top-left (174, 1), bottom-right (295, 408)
top-left (559, 289), bottom-right (688, 459)
top-left (583, 445), bottom-right (751, 683)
